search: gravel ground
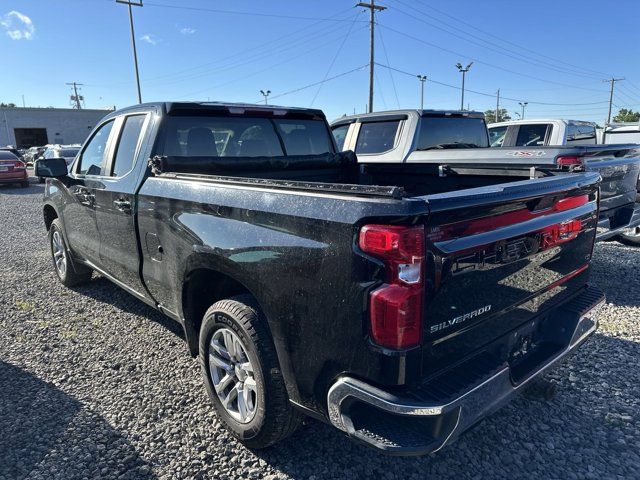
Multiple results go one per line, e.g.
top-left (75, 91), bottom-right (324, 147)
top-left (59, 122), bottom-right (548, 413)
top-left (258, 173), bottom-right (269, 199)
top-left (1, 179), bottom-right (639, 480)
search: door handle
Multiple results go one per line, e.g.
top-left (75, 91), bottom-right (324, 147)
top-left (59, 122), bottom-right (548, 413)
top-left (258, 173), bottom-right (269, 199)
top-left (114, 198), bottom-right (132, 212)
top-left (75, 188), bottom-right (95, 206)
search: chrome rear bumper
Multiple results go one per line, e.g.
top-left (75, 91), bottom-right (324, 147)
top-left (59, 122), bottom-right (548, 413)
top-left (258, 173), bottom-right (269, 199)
top-left (327, 286), bottom-right (605, 455)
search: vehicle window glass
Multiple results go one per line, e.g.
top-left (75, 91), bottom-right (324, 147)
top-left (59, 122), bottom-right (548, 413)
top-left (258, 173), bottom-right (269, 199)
top-left (44, 149), bottom-right (54, 159)
top-left (77, 120), bottom-right (114, 175)
top-left (161, 116), bottom-right (331, 158)
top-left (488, 126), bottom-right (508, 147)
top-left (274, 119), bottom-right (333, 156)
top-left (417, 117), bottom-right (488, 150)
top-left (59, 148), bottom-right (80, 158)
top-left (111, 115), bottom-right (146, 177)
top-left (331, 124), bottom-right (350, 151)
top-left (356, 120), bottom-right (400, 154)
top-left (515, 124), bottom-right (548, 146)
top-left (567, 124), bottom-right (596, 144)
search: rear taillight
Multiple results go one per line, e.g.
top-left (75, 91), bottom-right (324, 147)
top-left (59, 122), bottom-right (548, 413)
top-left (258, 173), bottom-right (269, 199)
top-left (359, 225), bottom-right (425, 349)
top-left (13, 161), bottom-right (26, 171)
top-left (556, 155), bottom-right (584, 171)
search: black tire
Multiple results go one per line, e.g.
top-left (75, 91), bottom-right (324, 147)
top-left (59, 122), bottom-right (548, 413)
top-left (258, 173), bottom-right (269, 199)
top-left (199, 294), bottom-right (301, 449)
top-left (49, 219), bottom-right (92, 287)
top-left (616, 227), bottom-right (640, 247)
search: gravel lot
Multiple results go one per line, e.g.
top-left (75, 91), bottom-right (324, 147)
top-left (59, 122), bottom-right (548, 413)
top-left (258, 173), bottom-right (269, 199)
top-left (1, 179), bottom-right (639, 480)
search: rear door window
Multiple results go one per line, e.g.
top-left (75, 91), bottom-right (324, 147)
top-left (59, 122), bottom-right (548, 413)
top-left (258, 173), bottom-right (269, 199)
top-left (417, 117), bottom-right (489, 150)
top-left (515, 124), bottom-right (549, 146)
top-left (111, 114), bottom-right (146, 177)
top-left (355, 120), bottom-right (400, 154)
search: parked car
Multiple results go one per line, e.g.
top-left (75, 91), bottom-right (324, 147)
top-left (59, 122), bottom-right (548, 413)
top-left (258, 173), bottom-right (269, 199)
top-left (36, 145), bottom-right (81, 183)
top-left (0, 146), bottom-right (24, 160)
top-left (486, 118), bottom-right (640, 245)
top-left (0, 150), bottom-right (29, 187)
top-left (602, 122), bottom-right (640, 145)
top-left (487, 119), bottom-right (597, 147)
top-left (37, 101), bottom-right (604, 455)
top-left (331, 110), bottom-right (640, 243)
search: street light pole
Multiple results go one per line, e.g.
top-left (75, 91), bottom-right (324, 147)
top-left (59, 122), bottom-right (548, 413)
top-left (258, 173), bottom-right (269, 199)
top-left (417, 75), bottom-right (427, 110)
top-left (519, 101), bottom-right (528, 120)
top-left (116, 0), bottom-right (143, 104)
top-left (260, 90), bottom-right (271, 105)
top-left (455, 62), bottom-right (473, 110)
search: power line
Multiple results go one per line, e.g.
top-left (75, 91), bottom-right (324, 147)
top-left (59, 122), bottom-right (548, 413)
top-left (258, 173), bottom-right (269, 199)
top-left (310, 11), bottom-right (362, 106)
top-left (144, 1), bottom-right (367, 22)
top-left (265, 65), bottom-right (368, 102)
top-left (388, 0), bottom-right (605, 82)
top-left (375, 62), bottom-right (609, 106)
top-left (377, 25), bottom-right (401, 109)
top-left (411, 0), bottom-right (614, 79)
top-left (377, 23), bottom-right (608, 93)
top-left (357, 1), bottom-right (387, 113)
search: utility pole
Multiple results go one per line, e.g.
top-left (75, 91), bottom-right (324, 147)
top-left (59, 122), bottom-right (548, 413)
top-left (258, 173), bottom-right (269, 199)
top-left (519, 101), bottom-right (528, 120)
top-left (604, 77), bottom-right (624, 125)
top-left (260, 90), bottom-right (271, 105)
top-left (455, 62), bottom-right (473, 110)
top-left (495, 89), bottom-right (500, 122)
top-left (21, 95), bottom-right (25, 108)
top-left (357, 1), bottom-right (386, 113)
top-left (116, 0), bottom-right (143, 104)
top-left (66, 82), bottom-right (84, 109)
top-left (417, 75), bottom-right (427, 110)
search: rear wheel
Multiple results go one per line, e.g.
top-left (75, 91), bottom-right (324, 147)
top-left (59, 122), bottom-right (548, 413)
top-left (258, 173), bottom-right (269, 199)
top-left (617, 226), bottom-right (640, 247)
top-left (199, 295), bottom-right (301, 449)
top-left (49, 219), bottom-right (92, 287)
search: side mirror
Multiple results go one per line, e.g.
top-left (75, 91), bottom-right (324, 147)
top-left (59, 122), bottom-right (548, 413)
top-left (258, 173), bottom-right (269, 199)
top-left (35, 158), bottom-right (68, 178)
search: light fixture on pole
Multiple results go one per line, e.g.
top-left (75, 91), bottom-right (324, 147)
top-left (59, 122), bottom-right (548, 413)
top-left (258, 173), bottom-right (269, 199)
top-left (519, 101), bottom-right (528, 119)
top-left (514, 111), bottom-right (521, 119)
top-left (260, 90), bottom-right (271, 105)
top-left (417, 75), bottom-right (427, 110)
top-left (455, 62), bottom-right (473, 110)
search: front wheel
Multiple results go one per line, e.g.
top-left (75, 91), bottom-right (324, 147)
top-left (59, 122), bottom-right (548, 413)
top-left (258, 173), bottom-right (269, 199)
top-left (199, 295), bottom-right (301, 449)
top-left (617, 226), bottom-right (640, 247)
top-left (49, 219), bottom-right (92, 286)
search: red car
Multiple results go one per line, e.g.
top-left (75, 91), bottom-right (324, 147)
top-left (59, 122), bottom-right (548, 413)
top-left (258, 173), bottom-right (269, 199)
top-left (0, 150), bottom-right (29, 188)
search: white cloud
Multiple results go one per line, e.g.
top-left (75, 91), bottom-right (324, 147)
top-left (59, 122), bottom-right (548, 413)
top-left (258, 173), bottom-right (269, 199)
top-left (1, 10), bottom-right (34, 40)
top-left (140, 34), bottom-right (159, 45)
top-left (180, 27), bottom-right (196, 35)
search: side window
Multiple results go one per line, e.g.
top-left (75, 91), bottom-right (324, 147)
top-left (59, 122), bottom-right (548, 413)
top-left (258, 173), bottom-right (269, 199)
top-left (111, 115), bottom-right (146, 177)
top-left (77, 120), bottom-right (114, 175)
top-left (515, 124), bottom-right (549, 147)
top-left (488, 126), bottom-right (508, 147)
top-left (355, 120), bottom-right (400, 154)
top-left (331, 124), bottom-right (350, 151)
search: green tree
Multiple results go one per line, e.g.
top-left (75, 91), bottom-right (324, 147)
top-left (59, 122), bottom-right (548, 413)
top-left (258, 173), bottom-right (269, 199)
top-left (484, 108), bottom-right (511, 123)
top-left (613, 108), bottom-right (640, 123)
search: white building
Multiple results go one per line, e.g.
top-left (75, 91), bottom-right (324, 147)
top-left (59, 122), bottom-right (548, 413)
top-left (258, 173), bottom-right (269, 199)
top-left (0, 107), bottom-right (114, 148)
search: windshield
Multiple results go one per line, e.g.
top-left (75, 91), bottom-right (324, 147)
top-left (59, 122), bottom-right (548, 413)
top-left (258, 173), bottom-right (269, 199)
top-left (160, 116), bottom-right (334, 157)
top-left (417, 116), bottom-right (489, 150)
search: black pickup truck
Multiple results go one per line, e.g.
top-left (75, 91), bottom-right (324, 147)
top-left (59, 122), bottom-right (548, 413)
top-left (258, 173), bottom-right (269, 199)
top-left (37, 102), bottom-right (604, 455)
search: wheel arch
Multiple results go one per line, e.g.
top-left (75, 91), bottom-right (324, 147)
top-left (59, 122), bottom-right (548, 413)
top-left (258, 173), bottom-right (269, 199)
top-left (43, 203), bottom-right (58, 231)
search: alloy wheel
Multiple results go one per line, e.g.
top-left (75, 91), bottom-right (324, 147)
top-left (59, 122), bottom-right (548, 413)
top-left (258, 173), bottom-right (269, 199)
top-left (52, 230), bottom-right (67, 278)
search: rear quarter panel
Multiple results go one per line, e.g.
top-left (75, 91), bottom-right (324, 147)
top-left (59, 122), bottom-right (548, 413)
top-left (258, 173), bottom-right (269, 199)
top-left (136, 175), bottom-right (430, 411)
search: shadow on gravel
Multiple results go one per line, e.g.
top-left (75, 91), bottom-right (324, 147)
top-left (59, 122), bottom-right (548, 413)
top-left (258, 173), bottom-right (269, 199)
top-left (0, 360), bottom-right (156, 480)
top-left (0, 182), bottom-right (44, 195)
top-left (251, 332), bottom-right (640, 479)
top-left (73, 276), bottom-right (185, 340)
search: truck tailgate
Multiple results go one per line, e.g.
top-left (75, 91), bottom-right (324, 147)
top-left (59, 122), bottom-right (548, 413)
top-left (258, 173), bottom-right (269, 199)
top-left (419, 172), bottom-right (600, 378)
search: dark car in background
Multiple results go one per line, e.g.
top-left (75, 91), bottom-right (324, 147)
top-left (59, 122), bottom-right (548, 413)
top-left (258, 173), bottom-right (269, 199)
top-left (37, 145), bottom-right (81, 183)
top-left (0, 150), bottom-right (29, 188)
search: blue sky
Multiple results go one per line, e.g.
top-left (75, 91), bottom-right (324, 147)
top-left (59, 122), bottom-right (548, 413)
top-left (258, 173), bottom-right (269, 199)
top-left (2, 0), bottom-right (639, 123)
